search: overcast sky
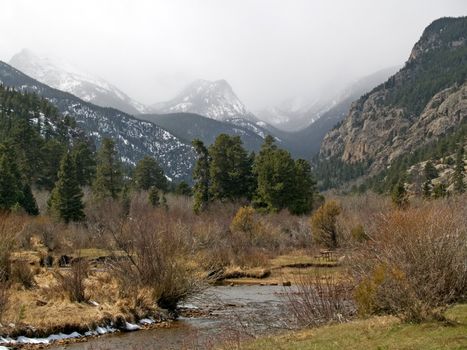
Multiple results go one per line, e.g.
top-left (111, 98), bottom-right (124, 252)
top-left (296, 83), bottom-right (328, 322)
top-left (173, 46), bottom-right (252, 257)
top-left (0, 0), bottom-right (465, 110)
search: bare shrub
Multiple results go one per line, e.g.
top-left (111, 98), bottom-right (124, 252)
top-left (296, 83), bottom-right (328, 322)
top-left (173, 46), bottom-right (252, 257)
top-left (102, 200), bottom-right (202, 311)
top-left (27, 216), bottom-right (62, 252)
top-left (284, 270), bottom-right (355, 327)
top-left (352, 197), bottom-right (467, 322)
top-left (0, 214), bottom-right (23, 281)
top-left (0, 270), bottom-right (9, 322)
top-left (54, 259), bottom-right (90, 302)
top-left (12, 261), bottom-right (36, 289)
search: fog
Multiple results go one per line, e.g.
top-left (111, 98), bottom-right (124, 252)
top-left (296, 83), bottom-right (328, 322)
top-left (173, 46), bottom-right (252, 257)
top-left (0, 0), bottom-right (465, 110)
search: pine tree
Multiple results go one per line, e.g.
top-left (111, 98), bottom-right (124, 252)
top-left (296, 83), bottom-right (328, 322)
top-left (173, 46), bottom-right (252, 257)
top-left (253, 136), bottom-right (296, 212)
top-left (422, 180), bottom-right (432, 199)
top-left (432, 182), bottom-right (447, 199)
top-left (391, 180), bottom-right (409, 209)
top-left (424, 161), bottom-right (438, 181)
top-left (148, 186), bottom-right (160, 207)
top-left (175, 181), bottom-right (192, 197)
top-left (192, 139), bottom-right (210, 214)
top-left (49, 152), bottom-right (85, 223)
top-left (19, 183), bottom-right (39, 216)
top-left (453, 145), bottom-right (465, 194)
top-left (93, 138), bottom-right (123, 200)
top-left (0, 146), bottom-right (22, 210)
top-left (133, 156), bottom-right (167, 192)
top-left (208, 134), bottom-right (254, 201)
top-left (72, 140), bottom-right (96, 187)
top-left (37, 139), bottom-right (66, 190)
top-left (289, 159), bottom-right (317, 215)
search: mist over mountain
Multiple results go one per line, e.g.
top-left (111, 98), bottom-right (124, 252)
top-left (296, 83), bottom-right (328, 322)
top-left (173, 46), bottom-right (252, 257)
top-left (258, 66), bottom-right (399, 132)
top-left (9, 49), bottom-right (148, 115)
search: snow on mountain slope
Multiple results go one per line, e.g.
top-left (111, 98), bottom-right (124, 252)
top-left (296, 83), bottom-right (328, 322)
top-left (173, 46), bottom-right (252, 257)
top-left (151, 79), bottom-right (256, 121)
top-left (0, 60), bottom-right (195, 181)
top-left (9, 49), bottom-right (148, 115)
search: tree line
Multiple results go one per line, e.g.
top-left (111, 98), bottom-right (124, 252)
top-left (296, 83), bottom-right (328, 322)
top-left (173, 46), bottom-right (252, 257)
top-left (192, 134), bottom-right (319, 215)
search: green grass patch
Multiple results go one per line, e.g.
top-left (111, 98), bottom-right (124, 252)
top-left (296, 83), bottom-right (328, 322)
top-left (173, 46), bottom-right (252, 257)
top-left (240, 305), bottom-right (467, 350)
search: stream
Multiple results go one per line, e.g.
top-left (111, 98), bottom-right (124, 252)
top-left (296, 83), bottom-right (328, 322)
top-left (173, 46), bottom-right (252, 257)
top-left (50, 285), bottom-right (294, 349)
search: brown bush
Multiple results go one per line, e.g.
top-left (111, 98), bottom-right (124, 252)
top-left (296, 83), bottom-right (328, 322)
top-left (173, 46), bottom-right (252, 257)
top-left (284, 270), bottom-right (355, 327)
top-left (12, 261), bottom-right (36, 289)
top-left (310, 200), bottom-right (341, 248)
top-left (0, 270), bottom-right (9, 322)
top-left (54, 259), bottom-right (90, 303)
top-left (352, 197), bottom-right (467, 322)
top-left (102, 200), bottom-right (202, 311)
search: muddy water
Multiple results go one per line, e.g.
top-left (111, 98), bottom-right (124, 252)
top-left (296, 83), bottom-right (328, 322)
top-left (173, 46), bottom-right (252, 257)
top-left (51, 285), bottom-right (293, 350)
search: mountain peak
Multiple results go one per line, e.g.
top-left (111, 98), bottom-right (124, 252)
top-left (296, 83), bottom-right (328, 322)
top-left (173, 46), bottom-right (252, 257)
top-left (151, 78), bottom-right (253, 121)
top-left (9, 49), bottom-right (148, 115)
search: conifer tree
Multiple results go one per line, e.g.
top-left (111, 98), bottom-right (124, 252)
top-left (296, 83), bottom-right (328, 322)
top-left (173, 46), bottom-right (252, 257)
top-left (192, 139), bottom-right (210, 214)
top-left (432, 182), bottom-right (448, 199)
top-left (148, 186), bottom-right (160, 207)
top-left (453, 145), bottom-right (465, 194)
top-left (290, 159), bottom-right (317, 215)
top-left (391, 180), bottom-right (409, 209)
top-left (424, 161), bottom-right (438, 181)
top-left (175, 181), bottom-right (192, 197)
top-left (422, 180), bottom-right (432, 199)
top-left (0, 146), bottom-right (22, 210)
top-left (72, 140), bottom-right (96, 187)
top-left (253, 136), bottom-right (296, 212)
top-left (93, 138), bottom-right (123, 200)
top-left (133, 156), bottom-right (167, 192)
top-left (208, 134), bottom-right (253, 201)
top-left (49, 152), bottom-right (85, 223)
top-left (19, 183), bottom-right (39, 216)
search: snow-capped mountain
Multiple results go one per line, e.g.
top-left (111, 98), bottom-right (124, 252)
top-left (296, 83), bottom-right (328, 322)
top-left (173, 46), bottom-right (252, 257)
top-left (9, 49), bottom-right (148, 115)
top-left (0, 60), bottom-right (195, 182)
top-left (151, 79), bottom-right (256, 121)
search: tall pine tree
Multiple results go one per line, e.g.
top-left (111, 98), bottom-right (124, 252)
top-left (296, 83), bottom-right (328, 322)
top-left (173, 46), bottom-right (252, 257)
top-left (453, 145), bottom-right (465, 194)
top-left (192, 139), bottom-right (210, 214)
top-left (133, 156), bottom-right (167, 191)
top-left (289, 159), bottom-right (317, 215)
top-left (253, 136), bottom-right (296, 212)
top-left (19, 183), bottom-right (39, 216)
top-left (49, 151), bottom-right (85, 223)
top-left (0, 144), bottom-right (22, 210)
top-left (93, 138), bottom-right (123, 200)
top-left (208, 134), bottom-right (254, 201)
top-left (72, 140), bottom-right (96, 187)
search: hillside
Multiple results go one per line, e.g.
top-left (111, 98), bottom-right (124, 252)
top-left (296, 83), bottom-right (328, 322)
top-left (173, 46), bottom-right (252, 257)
top-left (0, 61), bottom-right (195, 181)
top-left (319, 17), bottom-right (467, 177)
top-left (137, 112), bottom-right (266, 151)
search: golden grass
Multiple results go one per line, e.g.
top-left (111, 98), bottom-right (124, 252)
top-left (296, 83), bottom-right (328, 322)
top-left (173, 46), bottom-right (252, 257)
top-left (223, 251), bottom-right (344, 286)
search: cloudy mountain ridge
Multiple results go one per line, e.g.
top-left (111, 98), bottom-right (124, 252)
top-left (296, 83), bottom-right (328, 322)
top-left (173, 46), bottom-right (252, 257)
top-left (0, 60), bottom-right (196, 181)
top-left (9, 49), bottom-right (148, 115)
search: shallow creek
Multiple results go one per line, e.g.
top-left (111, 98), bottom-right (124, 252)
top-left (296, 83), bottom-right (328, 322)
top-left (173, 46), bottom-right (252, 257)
top-left (50, 285), bottom-right (293, 349)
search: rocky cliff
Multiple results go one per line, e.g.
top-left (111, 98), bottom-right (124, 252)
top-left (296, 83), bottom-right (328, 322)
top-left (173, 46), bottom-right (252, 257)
top-left (320, 17), bottom-right (467, 174)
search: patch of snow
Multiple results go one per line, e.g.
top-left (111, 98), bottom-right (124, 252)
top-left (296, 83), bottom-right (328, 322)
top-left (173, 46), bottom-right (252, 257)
top-left (125, 322), bottom-right (141, 331)
top-left (139, 318), bottom-right (155, 325)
